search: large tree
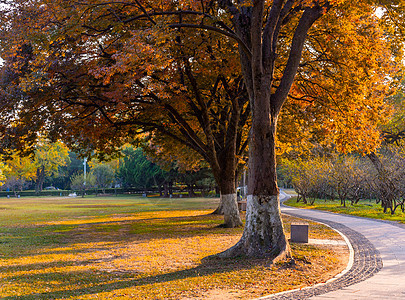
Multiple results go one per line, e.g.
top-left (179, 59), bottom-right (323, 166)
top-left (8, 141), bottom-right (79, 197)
top-left (0, 1), bottom-right (250, 228)
top-left (0, 0), bottom-right (402, 258)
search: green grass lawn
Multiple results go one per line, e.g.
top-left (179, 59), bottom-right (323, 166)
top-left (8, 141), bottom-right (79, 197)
top-left (0, 195), bottom-right (348, 299)
top-left (284, 197), bottom-right (405, 224)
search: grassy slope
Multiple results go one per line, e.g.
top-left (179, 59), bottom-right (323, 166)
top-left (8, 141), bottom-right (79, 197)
top-left (0, 195), bottom-right (348, 299)
top-left (284, 197), bottom-right (405, 224)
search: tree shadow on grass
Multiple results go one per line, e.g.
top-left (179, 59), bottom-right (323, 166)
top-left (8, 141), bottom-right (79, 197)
top-left (1, 255), bottom-right (277, 300)
top-left (1, 213), bottom-right (242, 260)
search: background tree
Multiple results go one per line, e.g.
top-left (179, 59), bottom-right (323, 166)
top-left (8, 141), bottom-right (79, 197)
top-left (50, 152), bottom-right (87, 190)
top-left (0, 161), bottom-right (8, 186)
top-left (70, 171), bottom-right (96, 197)
top-left (92, 164), bottom-right (115, 194)
top-left (117, 147), bottom-right (172, 194)
top-left (88, 157), bottom-right (119, 194)
top-left (3, 154), bottom-right (36, 196)
top-left (33, 139), bottom-right (70, 194)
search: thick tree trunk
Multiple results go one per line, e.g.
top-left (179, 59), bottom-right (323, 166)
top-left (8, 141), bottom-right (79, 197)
top-left (218, 115), bottom-right (290, 258)
top-left (210, 158), bottom-right (243, 227)
top-left (214, 0), bottom-right (326, 260)
top-left (219, 194), bottom-right (288, 258)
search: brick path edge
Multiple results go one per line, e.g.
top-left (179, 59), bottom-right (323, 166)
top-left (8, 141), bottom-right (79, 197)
top-left (258, 210), bottom-right (383, 300)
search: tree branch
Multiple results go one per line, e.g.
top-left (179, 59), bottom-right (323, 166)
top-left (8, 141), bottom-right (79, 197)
top-left (271, 3), bottom-right (329, 116)
top-left (168, 23), bottom-right (252, 59)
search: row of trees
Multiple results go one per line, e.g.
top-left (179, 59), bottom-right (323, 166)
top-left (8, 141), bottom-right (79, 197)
top-left (0, 143), bottom-right (216, 197)
top-left (280, 144), bottom-right (405, 214)
top-left (0, 139), bottom-right (69, 195)
top-left (1, 0), bottom-right (405, 259)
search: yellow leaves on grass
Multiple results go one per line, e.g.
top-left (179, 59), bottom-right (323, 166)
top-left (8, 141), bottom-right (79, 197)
top-left (37, 210), bottom-right (213, 226)
top-left (0, 201), bottom-right (349, 300)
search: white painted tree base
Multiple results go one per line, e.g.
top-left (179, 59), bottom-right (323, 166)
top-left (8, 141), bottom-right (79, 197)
top-left (218, 194), bottom-right (290, 259)
top-left (221, 193), bottom-right (243, 228)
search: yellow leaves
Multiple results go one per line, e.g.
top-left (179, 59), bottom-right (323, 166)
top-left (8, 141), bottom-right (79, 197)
top-left (278, 1), bottom-right (397, 157)
top-left (0, 161), bottom-right (9, 183)
top-left (4, 153), bottom-right (37, 181)
top-left (0, 195), bottom-right (348, 299)
top-left (34, 138), bottom-right (70, 175)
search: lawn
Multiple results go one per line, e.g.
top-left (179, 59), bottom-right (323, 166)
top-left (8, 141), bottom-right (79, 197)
top-left (284, 197), bottom-right (405, 224)
top-left (0, 195), bottom-right (348, 299)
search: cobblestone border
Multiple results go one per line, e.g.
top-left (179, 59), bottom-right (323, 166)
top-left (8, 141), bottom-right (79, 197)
top-left (259, 211), bottom-right (383, 300)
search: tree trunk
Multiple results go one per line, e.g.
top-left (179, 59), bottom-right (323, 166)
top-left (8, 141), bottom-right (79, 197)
top-left (163, 182), bottom-right (169, 197)
top-left (169, 182), bottom-right (173, 197)
top-left (367, 152), bottom-right (395, 214)
top-left (210, 142), bottom-right (243, 227)
top-left (221, 194), bottom-right (241, 227)
top-left (210, 172), bottom-right (243, 227)
top-left (35, 166), bottom-right (45, 195)
top-left (218, 111), bottom-right (290, 258)
top-left (211, 198), bottom-right (224, 215)
top-left (213, 0), bottom-right (327, 260)
top-left (187, 184), bottom-right (196, 197)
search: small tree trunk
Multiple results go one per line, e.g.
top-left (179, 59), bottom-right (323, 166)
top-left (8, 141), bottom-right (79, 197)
top-left (367, 152), bottom-right (396, 213)
top-left (163, 182), bottom-right (169, 198)
top-left (187, 184), bottom-right (196, 197)
top-left (169, 182), bottom-right (173, 197)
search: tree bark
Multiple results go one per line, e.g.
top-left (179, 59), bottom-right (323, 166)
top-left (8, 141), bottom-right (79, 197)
top-left (218, 174), bottom-right (243, 227)
top-left (210, 157), bottom-right (243, 226)
top-left (218, 112), bottom-right (289, 258)
top-left (35, 166), bottom-right (45, 195)
top-left (163, 182), bottom-right (169, 197)
top-left (367, 152), bottom-right (395, 214)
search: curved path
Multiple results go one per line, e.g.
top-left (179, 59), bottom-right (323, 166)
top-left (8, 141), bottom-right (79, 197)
top-left (262, 192), bottom-right (405, 299)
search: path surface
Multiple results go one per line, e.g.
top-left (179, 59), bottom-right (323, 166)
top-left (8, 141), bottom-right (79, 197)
top-left (263, 192), bottom-right (405, 299)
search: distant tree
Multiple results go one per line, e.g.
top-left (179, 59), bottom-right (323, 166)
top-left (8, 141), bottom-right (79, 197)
top-left (118, 147), bottom-right (170, 194)
top-left (58, 152), bottom-right (88, 189)
top-left (177, 168), bottom-right (216, 197)
top-left (70, 172), bottom-right (96, 197)
top-left (92, 164), bottom-right (115, 194)
top-left (0, 161), bottom-right (7, 186)
top-left (3, 154), bottom-right (36, 195)
top-left (33, 139), bottom-right (70, 194)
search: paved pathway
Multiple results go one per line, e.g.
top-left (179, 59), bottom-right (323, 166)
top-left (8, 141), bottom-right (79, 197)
top-left (262, 192), bottom-right (405, 299)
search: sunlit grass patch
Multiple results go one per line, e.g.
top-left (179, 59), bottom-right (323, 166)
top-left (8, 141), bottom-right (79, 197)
top-left (0, 196), bottom-right (348, 299)
top-left (284, 197), bottom-right (405, 223)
